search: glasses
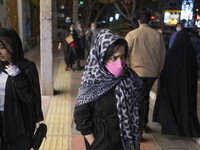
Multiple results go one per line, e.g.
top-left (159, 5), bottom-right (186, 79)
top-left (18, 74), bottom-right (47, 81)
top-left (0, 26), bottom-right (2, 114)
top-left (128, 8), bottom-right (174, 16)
top-left (109, 54), bottom-right (126, 61)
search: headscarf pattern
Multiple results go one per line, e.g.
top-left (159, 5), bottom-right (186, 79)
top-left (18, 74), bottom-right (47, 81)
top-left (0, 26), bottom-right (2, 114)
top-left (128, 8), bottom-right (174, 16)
top-left (75, 29), bottom-right (142, 150)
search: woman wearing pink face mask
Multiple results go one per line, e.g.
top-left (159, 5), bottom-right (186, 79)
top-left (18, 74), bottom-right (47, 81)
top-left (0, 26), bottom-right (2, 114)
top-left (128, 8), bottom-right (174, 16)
top-left (74, 29), bottom-right (142, 150)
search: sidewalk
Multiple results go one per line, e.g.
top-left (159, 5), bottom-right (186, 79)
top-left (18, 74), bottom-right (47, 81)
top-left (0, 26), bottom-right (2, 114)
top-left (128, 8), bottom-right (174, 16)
top-left (24, 45), bottom-right (200, 150)
top-left (149, 82), bottom-right (200, 150)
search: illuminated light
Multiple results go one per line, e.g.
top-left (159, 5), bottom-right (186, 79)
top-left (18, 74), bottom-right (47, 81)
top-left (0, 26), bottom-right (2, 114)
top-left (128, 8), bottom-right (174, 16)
top-left (180, 0), bottom-right (194, 24)
top-left (151, 16), bottom-right (155, 20)
top-left (80, 1), bottom-right (84, 5)
top-left (197, 15), bottom-right (200, 21)
top-left (169, 18), bottom-right (178, 24)
top-left (165, 10), bottom-right (181, 13)
top-left (115, 13), bottom-right (120, 20)
top-left (196, 9), bottom-right (199, 11)
top-left (164, 11), bottom-right (180, 25)
top-left (109, 17), bottom-right (114, 22)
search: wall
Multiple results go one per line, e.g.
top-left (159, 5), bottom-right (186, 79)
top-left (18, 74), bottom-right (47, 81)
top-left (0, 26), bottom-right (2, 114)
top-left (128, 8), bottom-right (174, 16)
top-left (0, 0), bottom-right (18, 33)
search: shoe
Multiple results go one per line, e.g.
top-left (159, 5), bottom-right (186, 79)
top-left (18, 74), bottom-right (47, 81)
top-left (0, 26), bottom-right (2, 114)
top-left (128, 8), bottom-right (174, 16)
top-left (65, 66), bottom-right (69, 71)
top-left (144, 126), bottom-right (151, 133)
top-left (69, 67), bottom-right (74, 71)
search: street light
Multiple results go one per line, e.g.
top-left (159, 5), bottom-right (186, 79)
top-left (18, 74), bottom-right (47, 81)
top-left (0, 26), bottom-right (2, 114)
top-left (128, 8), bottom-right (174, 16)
top-left (115, 13), bottom-right (120, 20)
top-left (79, 1), bottom-right (84, 5)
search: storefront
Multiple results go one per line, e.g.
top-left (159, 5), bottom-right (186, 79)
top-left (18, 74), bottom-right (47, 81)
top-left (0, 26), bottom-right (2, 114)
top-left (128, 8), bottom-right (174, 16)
top-left (180, 0), bottom-right (194, 27)
top-left (164, 10), bottom-right (181, 25)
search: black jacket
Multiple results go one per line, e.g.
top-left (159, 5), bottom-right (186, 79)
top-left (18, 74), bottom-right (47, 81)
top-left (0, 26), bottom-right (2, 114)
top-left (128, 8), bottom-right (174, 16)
top-left (74, 88), bottom-right (124, 150)
top-left (3, 59), bottom-right (43, 149)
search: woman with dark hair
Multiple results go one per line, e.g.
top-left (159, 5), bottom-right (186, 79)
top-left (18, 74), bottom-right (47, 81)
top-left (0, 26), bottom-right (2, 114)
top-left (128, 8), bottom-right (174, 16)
top-left (169, 22), bottom-right (183, 49)
top-left (0, 27), bottom-right (44, 149)
top-left (153, 30), bottom-right (200, 138)
top-left (58, 23), bottom-right (78, 71)
top-left (74, 29), bottom-right (142, 150)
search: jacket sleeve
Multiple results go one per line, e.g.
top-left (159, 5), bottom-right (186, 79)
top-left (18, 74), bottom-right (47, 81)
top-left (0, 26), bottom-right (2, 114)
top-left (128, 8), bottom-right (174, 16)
top-left (12, 63), bottom-right (44, 122)
top-left (74, 103), bottom-right (93, 135)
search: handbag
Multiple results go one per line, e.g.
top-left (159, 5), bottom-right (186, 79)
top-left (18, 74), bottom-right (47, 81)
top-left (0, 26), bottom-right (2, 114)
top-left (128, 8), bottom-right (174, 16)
top-left (65, 34), bottom-right (74, 44)
top-left (32, 123), bottom-right (47, 150)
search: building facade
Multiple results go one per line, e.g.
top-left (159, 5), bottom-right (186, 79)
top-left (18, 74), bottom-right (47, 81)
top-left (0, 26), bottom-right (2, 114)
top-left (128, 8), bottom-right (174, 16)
top-left (0, 0), bottom-right (40, 50)
top-left (164, 0), bottom-right (200, 27)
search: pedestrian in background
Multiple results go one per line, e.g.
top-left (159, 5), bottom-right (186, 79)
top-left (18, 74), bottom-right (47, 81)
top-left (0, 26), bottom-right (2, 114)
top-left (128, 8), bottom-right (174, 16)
top-left (153, 31), bottom-right (200, 139)
top-left (75, 21), bottom-right (86, 69)
top-left (74, 29), bottom-right (142, 150)
top-left (125, 12), bottom-right (166, 140)
top-left (58, 23), bottom-right (78, 71)
top-left (0, 27), bottom-right (44, 149)
top-left (169, 22), bottom-right (183, 49)
top-left (85, 22), bottom-right (99, 57)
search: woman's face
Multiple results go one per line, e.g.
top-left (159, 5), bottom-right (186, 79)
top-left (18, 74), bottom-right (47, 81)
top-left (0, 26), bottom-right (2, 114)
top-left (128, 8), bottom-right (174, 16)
top-left (70, 24), bottom-right (75, 30)
top-left (106, 45), bottom-right (126, 64)
top-left (78, 23), bottom-right (82, 29)
top-left (0, 42), bottom-right (12, 63)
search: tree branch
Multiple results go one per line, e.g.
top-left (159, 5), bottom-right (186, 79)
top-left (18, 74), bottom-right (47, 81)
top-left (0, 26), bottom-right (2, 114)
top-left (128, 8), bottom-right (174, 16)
top-left (94, 4), bottom-right (108, 23)
top-left (120, 1), bottom-right (130, 17)
top-left (113, 1), bottom-right (130, 21)
top-left (91, 0), bottom-right (98, 8)
top-left (131, 0), bottom-right (136, 17)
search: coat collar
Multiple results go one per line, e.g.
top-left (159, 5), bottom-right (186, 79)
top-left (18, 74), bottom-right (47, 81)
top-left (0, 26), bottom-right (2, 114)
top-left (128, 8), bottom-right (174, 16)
top-left (139, 24), bottom-right (149, 28)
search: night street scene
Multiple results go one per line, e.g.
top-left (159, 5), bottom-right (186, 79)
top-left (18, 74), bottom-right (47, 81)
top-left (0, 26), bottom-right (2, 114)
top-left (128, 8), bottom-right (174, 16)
top-left (1, 0), bottom-right (200, 149)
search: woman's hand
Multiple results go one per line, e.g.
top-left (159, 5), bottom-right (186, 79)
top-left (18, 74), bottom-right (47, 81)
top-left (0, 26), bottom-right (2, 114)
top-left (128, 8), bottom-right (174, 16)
top-left (30, 148), bottom-right (34, 150)
top-left (5, 64), bottom-right (11, 71)
top-left (38, 120), bottom-right (45, 124)
top-left (58, 43), bottom-right (62, 51)
top-left (84, 134), bottom-right (95, 145)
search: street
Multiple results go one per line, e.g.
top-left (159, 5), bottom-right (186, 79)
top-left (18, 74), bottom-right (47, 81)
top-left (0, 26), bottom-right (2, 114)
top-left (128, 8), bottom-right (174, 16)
top-left (24, 43), bottom-right (200, 150)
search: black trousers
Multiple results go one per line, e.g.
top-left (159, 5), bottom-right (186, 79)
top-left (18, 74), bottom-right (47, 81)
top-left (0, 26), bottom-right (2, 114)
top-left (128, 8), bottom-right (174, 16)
top-left (139, 77), bottom-right (156, 134)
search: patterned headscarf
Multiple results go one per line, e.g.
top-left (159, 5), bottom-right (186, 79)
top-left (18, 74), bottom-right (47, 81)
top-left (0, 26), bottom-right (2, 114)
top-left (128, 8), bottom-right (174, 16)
top-left (75, 29), bottom-right (142, 150)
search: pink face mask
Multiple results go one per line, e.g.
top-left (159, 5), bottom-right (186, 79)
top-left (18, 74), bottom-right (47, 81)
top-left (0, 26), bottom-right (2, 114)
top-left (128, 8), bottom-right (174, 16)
top-left (106, 60), bottom-right (126, 76)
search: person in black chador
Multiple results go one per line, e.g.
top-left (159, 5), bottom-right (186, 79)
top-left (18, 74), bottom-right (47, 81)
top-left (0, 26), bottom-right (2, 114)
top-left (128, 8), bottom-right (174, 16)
top-left (153, 30), bottom-right (200, 138)
top-left (0, 27), bottom-right (44, 149)
top-left (58, 23), bottom-right (78, 71)
top-left (74, 29), bottom-right (142, 150)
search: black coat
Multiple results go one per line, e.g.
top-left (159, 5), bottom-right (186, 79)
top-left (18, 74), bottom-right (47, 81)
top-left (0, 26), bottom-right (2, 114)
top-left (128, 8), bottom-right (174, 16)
top-left (0, 27), bottom-right (43, 149)
top-left (3, 59), bottom-right (43, 149)
top-left (74, 88), bottom-right (124, 150)
top-left (153, 31), bottom-right (200, 137)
